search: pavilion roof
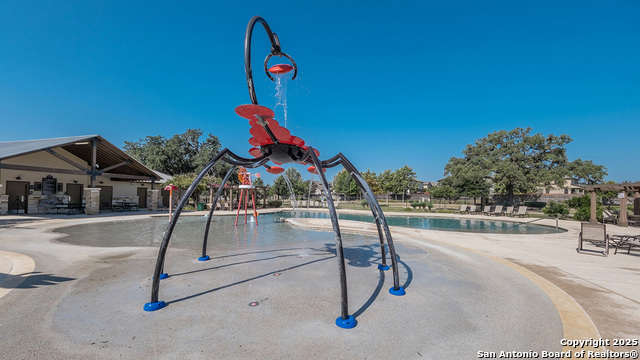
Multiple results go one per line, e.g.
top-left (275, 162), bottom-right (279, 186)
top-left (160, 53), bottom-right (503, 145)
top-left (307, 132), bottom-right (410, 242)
top-left (584, 183), bottom-right (640, 192)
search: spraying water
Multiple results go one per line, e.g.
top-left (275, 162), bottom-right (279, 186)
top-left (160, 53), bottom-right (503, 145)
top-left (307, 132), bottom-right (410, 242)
top-left (273, 74), bottom-right (289, 128)
top-left (282, 172), bottom-right (298, 211)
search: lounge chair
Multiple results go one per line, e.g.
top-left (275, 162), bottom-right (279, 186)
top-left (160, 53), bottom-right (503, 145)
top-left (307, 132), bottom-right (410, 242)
top-left (481, 205), bottom-right (491, 215)
top-left (489, 205), bottom-right (503, 216)
top-left (515, 206), bottom-right (528, 217)
top-left (468, 205), bottom-right (478, 214)
top-left (614, 235), bottom-right (640, 255)
top-left (577, 222), bottom-right (610, 257)
top-left (504, 206), bottom-right (514, 217)
top-left (454, 205), bottom-right (468, 214)
top-left (602, 210), bottom-right (617, 224)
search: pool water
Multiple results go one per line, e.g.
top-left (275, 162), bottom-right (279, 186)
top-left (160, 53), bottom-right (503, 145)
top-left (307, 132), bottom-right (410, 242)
top-left (277, 211), bottom-right (564, 234)
top-left (54, 211), bottom-right (561, 249)
top-left (54, 213), bottom-right (374, 250)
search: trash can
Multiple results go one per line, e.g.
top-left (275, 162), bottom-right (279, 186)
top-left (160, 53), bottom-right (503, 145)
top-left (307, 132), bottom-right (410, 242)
top-left (197, 203), bottom-right (205, 211)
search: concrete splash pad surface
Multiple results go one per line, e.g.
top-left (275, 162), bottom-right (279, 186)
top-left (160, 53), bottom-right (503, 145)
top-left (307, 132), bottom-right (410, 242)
top-left (0, 214), bottom-right (564, 359)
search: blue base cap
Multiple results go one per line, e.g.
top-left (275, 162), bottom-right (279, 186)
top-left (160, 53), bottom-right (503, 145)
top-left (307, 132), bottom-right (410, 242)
top-left (378, 264), bottom-right (390, 270)
top-left (389, 286), bottom-right (406, 296)
top-left (144, 301), bottom-right (166, 311)
top-left (198, 255), bottom-right (210, 261)
top-left (335, 315), bottom-right (357, 329)
top-left (159, 273), bottom-right (169, 280)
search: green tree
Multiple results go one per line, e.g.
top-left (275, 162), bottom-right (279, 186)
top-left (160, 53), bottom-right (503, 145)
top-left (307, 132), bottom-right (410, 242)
top-left (440, 167), bottom-right (490, 201)
top-left (165, 173), bottom-right (209, 206)
top-left (391, 165), bottom-right (419, 201)
top-left (333, 169), bottom-right (360, 197)
top-left (269, 167), bottom-right (305, 199)
top-left (430, 184), bottom-right (458, 204)
top-left (567, 159), bottom-right (607, 185)
top-left (445, 127), bottom-right (572, 204)
top-left (379, 169), bottom-right (395, 205)
top-left (124, 129), bottom-right (226, 176)
top-left (361, 169), bottom-right (382, 194)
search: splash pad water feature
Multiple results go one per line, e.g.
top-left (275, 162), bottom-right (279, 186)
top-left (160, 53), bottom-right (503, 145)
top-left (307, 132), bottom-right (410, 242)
top-left (144, 16), bottom-right (405, 329)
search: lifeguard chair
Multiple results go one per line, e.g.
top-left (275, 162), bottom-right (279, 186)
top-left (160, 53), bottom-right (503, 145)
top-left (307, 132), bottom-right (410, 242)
top-left (235, 166), bottom-right (258, 226)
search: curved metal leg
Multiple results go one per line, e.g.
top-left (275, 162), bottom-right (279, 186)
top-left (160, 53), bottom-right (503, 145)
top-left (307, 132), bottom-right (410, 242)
top-left (200, 166), bottom-right (237, 261)
top-left (361, 187), bottom-right (389, 270)
top-left (339, 154), bottom-right (405, 296)
top-left (145, 149), bottom-right (264, 311)
top-left (308, 147), bottom-right (356, 329)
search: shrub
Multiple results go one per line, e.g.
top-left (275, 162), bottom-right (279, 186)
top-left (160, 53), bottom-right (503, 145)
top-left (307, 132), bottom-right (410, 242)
top-left (361, 200), bottom-right (368, 208)
top-left (566, 194), bottom-right (591, 209)
top-left (426, 202), bottom-right (433, 211)
top-left (573, 204), bottom-right (603, 222)
top-left (542, 201), bottom-right (569, 218)
top-left (267, 199), bottom-right (283, 208)
top-left (410, 201), bottom-right (421, 210)
top-left (524, 201), bottom-right (546, 209)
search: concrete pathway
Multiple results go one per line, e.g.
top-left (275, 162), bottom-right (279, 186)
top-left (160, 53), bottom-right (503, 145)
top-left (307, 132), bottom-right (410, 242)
top-left (0, 210), bottom-right (638, 359)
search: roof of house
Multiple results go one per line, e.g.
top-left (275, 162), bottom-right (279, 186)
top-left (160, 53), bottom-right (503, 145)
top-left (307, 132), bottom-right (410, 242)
top-left (0, 135), bottom-right (159, 181)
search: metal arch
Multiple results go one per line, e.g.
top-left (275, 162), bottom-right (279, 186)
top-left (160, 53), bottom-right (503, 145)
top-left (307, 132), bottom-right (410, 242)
top-left (338, 153), bottom-right (402, 291)
top-left (149, 149), bottom-right (266, 304)
top-left (200, 157), bottom-right (269, 260)
top-left (245, 16), bottom-right (296, 105)
top-left (201, 166), bottom-right (237, 260)
top-left (307, 147), bottom-right (351, 321)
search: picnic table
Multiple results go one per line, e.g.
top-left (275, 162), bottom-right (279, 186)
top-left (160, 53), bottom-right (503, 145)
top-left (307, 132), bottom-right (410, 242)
top-left (111, 201), bottom-right (139, 212)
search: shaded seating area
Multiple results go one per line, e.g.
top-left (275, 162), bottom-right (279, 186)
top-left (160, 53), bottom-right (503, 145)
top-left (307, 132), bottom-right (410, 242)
top-left (577, 222), bottom-right (610, 257)
top-left (584, 183), bottom-right (640, 227)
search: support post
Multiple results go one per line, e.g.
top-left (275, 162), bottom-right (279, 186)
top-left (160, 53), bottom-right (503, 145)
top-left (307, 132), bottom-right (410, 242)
top-left (619, 193), bottom-right (628, 227)
top-left (201, 167), bottom-right (236, 261)
top-left (308, 147), bottom-right (356, 329)
top-left (90, 138), bottom-right (98, 188)
top-left (589, 190), bottom-right (597, 223)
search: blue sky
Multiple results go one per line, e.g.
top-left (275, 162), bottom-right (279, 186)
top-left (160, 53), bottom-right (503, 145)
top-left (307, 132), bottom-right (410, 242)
top-left (1, 1), bottom-right (638, 184)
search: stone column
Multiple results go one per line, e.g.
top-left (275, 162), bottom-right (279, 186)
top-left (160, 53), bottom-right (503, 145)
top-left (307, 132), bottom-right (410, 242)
top-left (619, 193), bottom-right (628, 227)
top-left (634, 190), bottom-right (640, 216)
top-left (589, 190), bottom-right (597, 223)
top-left (0, 194), bottom-right (8, 215)
top-left (147, 190), bottom-right (159, 211)
top-left (83, 188), bottom-right (101, 215)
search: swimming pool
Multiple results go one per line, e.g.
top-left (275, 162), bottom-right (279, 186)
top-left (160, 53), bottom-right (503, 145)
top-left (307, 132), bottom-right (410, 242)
top-left (54, 211), bottom-right (561, 249)
top-left (54, 213), bottom-right (375, 250)
top-left (277, 211), bottom-right (564, 234)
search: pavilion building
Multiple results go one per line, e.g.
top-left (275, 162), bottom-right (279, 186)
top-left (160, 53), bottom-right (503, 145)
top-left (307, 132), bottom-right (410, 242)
top-left (0, 135), bottom-right (161, 215)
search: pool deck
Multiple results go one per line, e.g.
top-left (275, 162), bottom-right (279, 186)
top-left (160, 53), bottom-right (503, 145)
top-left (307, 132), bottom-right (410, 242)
top-left (0, 209), bottom-right (638, 358)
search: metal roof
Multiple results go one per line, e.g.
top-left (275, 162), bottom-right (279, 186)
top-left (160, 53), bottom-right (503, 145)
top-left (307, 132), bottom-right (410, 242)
top-left (0, 135), bottom-right (159, 181)
top-left (0, 135), bottom-right (100, 159)
top-left (584, 183), bottom-right (640, 192)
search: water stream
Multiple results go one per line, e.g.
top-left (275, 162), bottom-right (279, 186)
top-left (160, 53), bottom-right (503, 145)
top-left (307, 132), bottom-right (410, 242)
top-left (273, 74), bottom-right (289, 128)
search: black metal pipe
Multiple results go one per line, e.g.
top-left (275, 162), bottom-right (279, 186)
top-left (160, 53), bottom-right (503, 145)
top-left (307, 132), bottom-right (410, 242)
top-left (320, 154), bottom-right (341, 167)
top-left (339, 154), bottom-right (401, 291)
top-left (350, 174), bottom-right (387, 267)
top-left (151, 149), bottom-right (237, 303)
top-left (244, 16), bottom-right (281, 105)
top-left (201, 166), bottom-right (237, 259)
top-left (308, 147), bottom-right (350, 320)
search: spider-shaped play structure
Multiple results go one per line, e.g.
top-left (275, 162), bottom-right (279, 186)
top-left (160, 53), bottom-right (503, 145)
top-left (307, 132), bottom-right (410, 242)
top-left (144, 16), bottom-right (405, 329)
